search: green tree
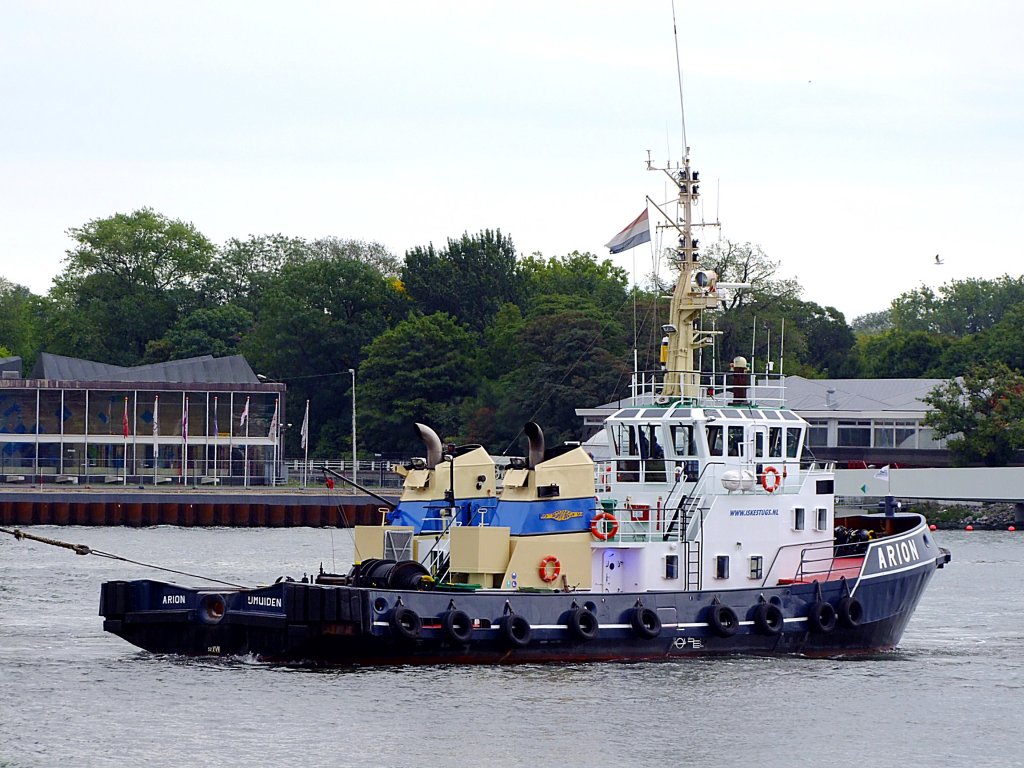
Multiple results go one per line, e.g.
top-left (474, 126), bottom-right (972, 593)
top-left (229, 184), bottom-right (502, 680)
top-left (489, 296), bottom-right (631, 449)
top-left (46, 209), bottom-right (215, 364)
top-left (401, 230), bottom-right (523, 332)
top-left (922, 363), bottom-right (1024, 466)
top-left (145, 304), bottom-right (254, 362)
top-left (242, 254), bottom-right (409, 454)
top-left (358, 313), bottom-right (478, 454)
top-left (520, 250), bottom-right (630, 313)
top-left (856, 330), bottom-right (950, 378)
top-left (0, 278), bottom-right (40, 367)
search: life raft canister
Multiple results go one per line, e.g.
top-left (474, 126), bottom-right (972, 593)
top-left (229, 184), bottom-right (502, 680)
top-left (590, 511), bottom-right (619, 541)
top-left (761, 466), bottom-right (781, 493)
top-left (538, 555), bottom-right (561, 583)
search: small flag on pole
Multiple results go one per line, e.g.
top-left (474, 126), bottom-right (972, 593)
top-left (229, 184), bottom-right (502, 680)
top-left (605, 208), bottom-right (651, 254)
top-left (153, 395), bottom-right (159, 437)
top-left (213, 395), bottom-right (219, 437)
top-left (240, 396), bottom-right (250, 427)
top-left (269, 398), bottom-right (279, 439)
top-left (873, 465), bottom-right (890, 481)
top-left (300, 400), bottom-right (310, 451)
top-left (182, 398), bottom-right (189, 443)
top-left (122, 397), bottom-right (130, 438)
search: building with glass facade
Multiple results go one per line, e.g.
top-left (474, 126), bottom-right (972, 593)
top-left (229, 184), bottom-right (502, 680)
top-left (0, 353), bottom-right (286, 485)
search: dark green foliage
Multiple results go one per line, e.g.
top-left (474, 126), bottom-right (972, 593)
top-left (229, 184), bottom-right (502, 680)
top-left (46, 209), bottom-right (215, 365)
top-left (401, 230), bottom-right (523, 332)
top-left (922, 363), bottom-right (1024, 466)
top-left (358, 313), bottom-right (477, 454)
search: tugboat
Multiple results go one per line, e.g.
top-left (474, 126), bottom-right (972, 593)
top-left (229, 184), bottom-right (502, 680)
top-left (99, 151), bottom-right (950, 664)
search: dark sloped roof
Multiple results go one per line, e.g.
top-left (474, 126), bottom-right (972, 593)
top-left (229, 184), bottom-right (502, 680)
top-left (30, 353), bottom-right (261, 384)
top-left (0, 356), bottom-right (22, 375)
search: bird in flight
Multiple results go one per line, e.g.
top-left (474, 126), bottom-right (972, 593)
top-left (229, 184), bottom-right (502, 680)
top-left (934, 254), bottom-right (944, 265)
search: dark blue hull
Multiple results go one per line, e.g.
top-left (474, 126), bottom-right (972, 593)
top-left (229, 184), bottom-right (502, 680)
top-left (99, 549), bottom-right (948, 665)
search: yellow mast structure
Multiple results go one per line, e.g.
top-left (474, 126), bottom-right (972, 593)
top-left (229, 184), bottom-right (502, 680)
top-left (648, 150), bottom-right (721, 399)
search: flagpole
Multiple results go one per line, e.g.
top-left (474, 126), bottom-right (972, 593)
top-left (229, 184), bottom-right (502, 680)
top-left (301, 399), bottom-right (310, 488)
top-left (153, 394), bottom-right (159, 486)
top-left (242, 396), bottom-right (250, 488)
top-left (123, 396), bottom-right (128, 486)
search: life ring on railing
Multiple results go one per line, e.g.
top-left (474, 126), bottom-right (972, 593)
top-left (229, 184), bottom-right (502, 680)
top-left (538, 555), bottom-right (561, 583)
top-left (761, 466), bottom-right (781, 493)
top-left (590, 511), bottom-right (619, 541)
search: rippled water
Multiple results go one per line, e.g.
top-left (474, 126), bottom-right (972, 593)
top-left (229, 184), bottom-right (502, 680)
top-left (1, 528), bottom-right (1021, 767)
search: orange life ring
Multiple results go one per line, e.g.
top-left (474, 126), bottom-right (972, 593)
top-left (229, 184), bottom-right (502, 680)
top-left (761, 466), bottom-right (781, 493)
top-left (538, 555), bottom-right (561, 583)
top-left (590, 511), bottom-right (619, 541)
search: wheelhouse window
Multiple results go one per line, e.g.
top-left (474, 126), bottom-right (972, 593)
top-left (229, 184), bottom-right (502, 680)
top-left (785, 427), bottom-right (802, 459)
top-left (706, 424), bottom-right (724, 456)
top-left (727, 426), bottom-right (744, 457)
top-left (768, 427), bottom-right (783, 458)
top-left (670, 423), bottom-right (696, 456)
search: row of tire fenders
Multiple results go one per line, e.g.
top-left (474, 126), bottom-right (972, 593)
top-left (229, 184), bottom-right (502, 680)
top-left (384, 596), bottom-right (865, 647)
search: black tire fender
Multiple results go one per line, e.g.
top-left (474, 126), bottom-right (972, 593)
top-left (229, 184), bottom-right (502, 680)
top-left (441, 609), bottom-right (473, 644)
top-left (499, 614), bottom-right (532, 648)
top-left (752, 603), bottom-right (784, 636)
top-left (807, 601), bottom-right (837, 634)
top-left (567, 607), bottom-right (599, 642)
top-left (389, 606), bottom-right (422, 641)
top-left (837, 596), bottom-right (864, 628)
top-left (630, 606), bottom-right (662, 639)
top-left (707, 604), bottom-right (739, 637)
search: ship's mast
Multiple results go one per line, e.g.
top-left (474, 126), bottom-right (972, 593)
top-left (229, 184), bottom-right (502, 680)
top-left (648, 150), bottom-right (721, 398)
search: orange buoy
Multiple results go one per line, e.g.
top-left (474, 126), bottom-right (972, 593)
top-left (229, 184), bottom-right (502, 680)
top-left (929, 524), bottom-right (937, 531)
top-left (1010, 526), bottom-right (1017, 532)
top-left (965, 524), bottom-right (974, 531)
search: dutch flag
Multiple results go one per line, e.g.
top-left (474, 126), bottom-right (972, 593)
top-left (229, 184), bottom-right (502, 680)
top-left (605, 208), bottom-right (651, 254)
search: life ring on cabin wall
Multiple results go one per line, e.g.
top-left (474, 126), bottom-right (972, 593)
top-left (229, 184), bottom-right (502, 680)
top-left (538, 555), bottom-right (561, 583)
top-left (761, 466), bottom-right (781, 493)
top-left (590, 511), bottom-right (619, 541)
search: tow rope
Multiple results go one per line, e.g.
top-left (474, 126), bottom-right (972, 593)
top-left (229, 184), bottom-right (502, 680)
top-left (1, 526), bottom-right (248, 589)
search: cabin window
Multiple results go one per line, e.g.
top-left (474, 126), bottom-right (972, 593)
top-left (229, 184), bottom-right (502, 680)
top-left (793, 507), bottom-right (806, 531)
top-left (748, 555), bottom-right (763, 580)
top-left (637, 424), bottom-right (664, 460)
top-left (670, 424), bottom-right (696, 456)
top-left (768, 427), bottom-right (783, 458)
top-left (786, 427), bottom-right (802, 459)
top-left (715, 555), bottom-right (730, 579)
top-left (665, 554), bottom-right (679, 580)
top-left (706, 424), bottom-right (724, 456)
top-left (754, 430), bottom-right (765, 459)
top-left (816, 507), bottom-right (828, 531)
top-left (727, 426), bottom-right (744, 457)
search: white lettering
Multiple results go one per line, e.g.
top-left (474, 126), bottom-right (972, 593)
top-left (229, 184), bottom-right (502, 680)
top-left (876, 538), bottom-right (923, 570)
top-left (247, 596), bottom-right (283, 608)
top-left (162, 594), bottom-right (186, 605)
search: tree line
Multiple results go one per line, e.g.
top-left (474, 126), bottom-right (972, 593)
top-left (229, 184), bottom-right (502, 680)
top-left (2, 208), bottom-right (1023, 459)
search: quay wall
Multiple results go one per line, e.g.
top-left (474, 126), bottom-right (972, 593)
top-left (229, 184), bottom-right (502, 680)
top-left (0, 489), bottom-right (397, 528)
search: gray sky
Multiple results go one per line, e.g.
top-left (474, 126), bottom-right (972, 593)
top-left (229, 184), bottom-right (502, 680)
top-left (2, 1), bottom-right (1022, 321)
